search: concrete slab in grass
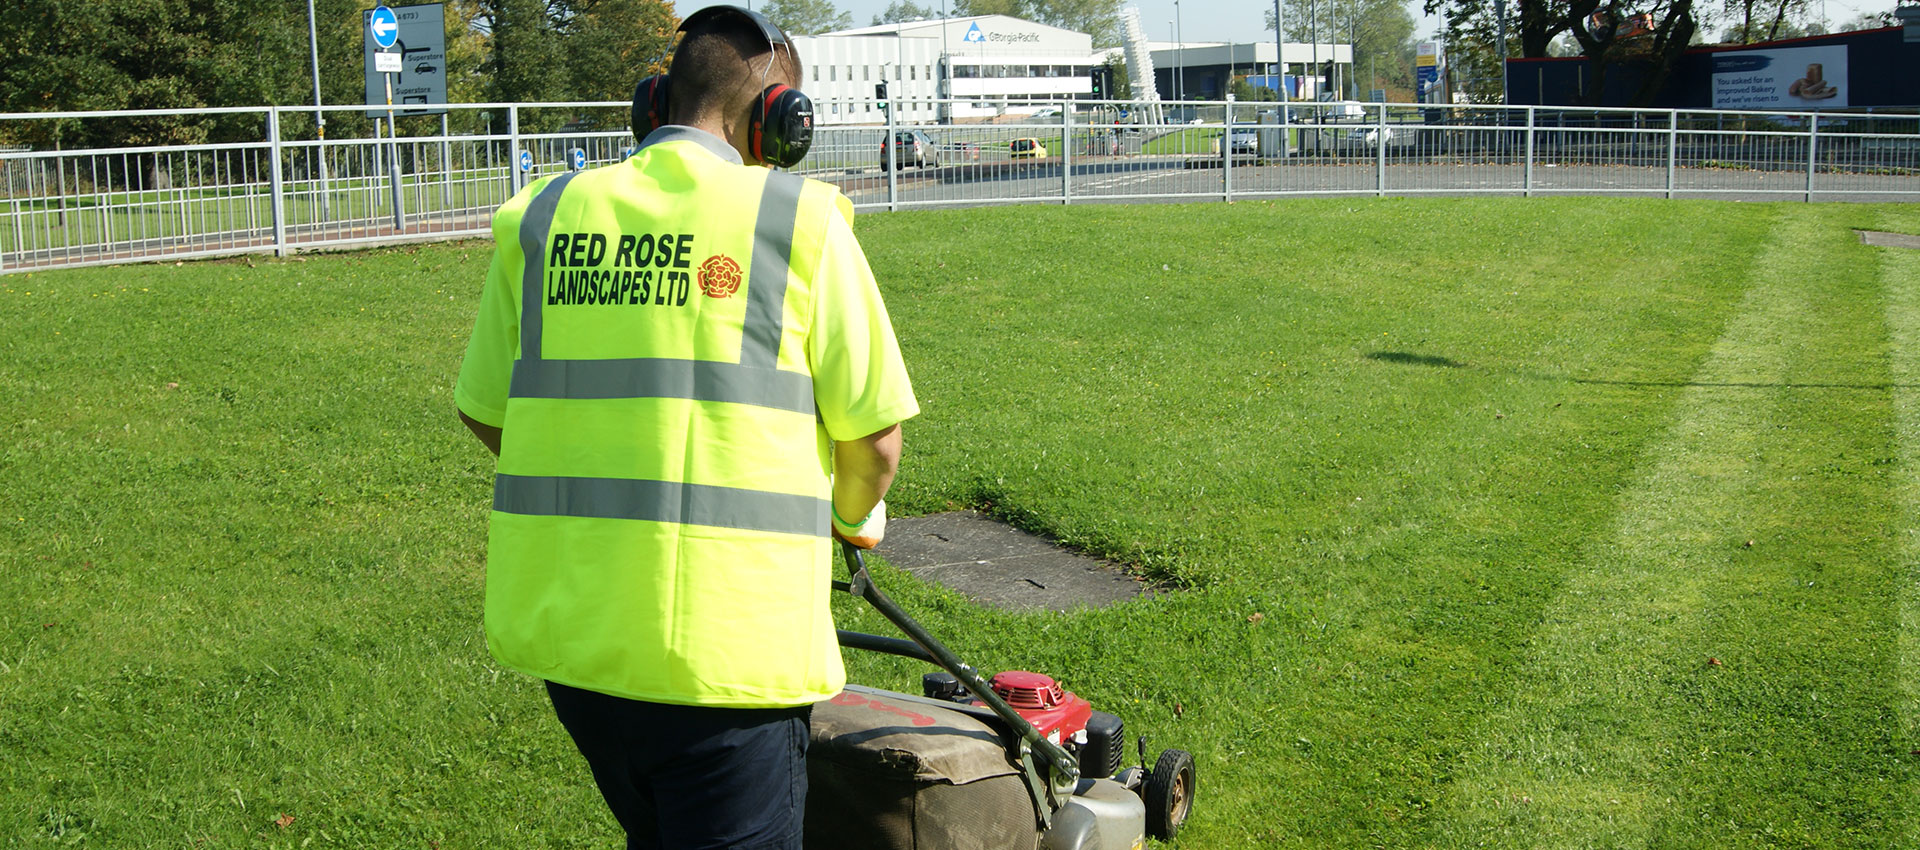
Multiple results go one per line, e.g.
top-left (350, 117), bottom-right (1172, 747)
top-left (874, 510), bottom-right (1149, 612)
top-left (1858, 230), bottom-right (1920, 250)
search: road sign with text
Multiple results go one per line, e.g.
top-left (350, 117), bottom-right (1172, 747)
top-left (363, 3), bottom-right (446, 117)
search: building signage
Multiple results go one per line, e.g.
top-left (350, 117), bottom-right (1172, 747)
top-left (1415, 41), bottom-right (1441, 98)
top-left (1711, 44), bottom-right (1848, 109)
top-left (964, 22), bottom-right (986, 43)
top-left (363, 3), bottom-right (447, 117)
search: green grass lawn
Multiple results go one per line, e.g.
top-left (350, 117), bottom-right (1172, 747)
top-left (4, 198), bottom-right (1920, 847)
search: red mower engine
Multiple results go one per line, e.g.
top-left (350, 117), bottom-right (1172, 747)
top-left (979, 671), bottom-right (1091, 747)
top-left (924, 669), bottom-right (1130, 779)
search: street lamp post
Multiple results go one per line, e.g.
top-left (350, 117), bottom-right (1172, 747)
top-left (1168, 21), bottom-right (1177, 105)
top-left (305, 0), bottom-right (330, 217)
top-left (941, 0), bottom-right (949, 122)
top-left (1174, 0), bottom-right (1184, 103)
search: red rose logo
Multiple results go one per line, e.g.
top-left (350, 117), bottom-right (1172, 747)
top-left (698, 254), bottom-right (742, 298)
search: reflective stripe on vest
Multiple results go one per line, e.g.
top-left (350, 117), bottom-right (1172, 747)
top-left (493, 169), bottom-right (827, 537)
top-left (493, 473), bottom-right (828, 537)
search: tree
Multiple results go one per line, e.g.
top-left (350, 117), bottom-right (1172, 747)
top-left (1101, 60), bottom-right (1132, 99)
top-left (557, 0), bottom-right (678, 102)
top-left (872, 0), bottom-right (937, 25)
top-left (955, 0), bottom-right (1031, 16)
top-left (1230, 77), bottom-right (1282, 100)
top-left (0, 0), bottom-right (308, 150)
top-left (479, 0), bottom-right (566, 105)
top-left (1719, 0), bottom-right (1811, 43)
top-left (761, 0), bottom-right (853, 34)
top-left (1836, 9), bottom-right (1896, 31)
top-left (1266, 0), bottom-right (1416, 95)
top-left (957, 0), bottom-right (1123, 46)
top-left (1422, 0), bottom-right (1702, 106)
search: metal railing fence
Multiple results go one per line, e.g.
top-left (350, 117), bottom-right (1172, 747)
top-left (4, 99), bottom-right (1917, 272)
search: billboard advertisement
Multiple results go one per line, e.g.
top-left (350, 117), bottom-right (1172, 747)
top-left (1711, 44), bottom-right (1848, 109)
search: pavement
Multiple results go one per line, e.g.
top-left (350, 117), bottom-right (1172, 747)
top-left (874, 510), bottom-right (1148, 612)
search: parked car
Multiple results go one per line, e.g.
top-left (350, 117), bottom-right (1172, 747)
top-left (880, 129), bottom-right (938, 171)
top-left (1227, 130), bottom-right (1260, 155)
top-left (1009, 137), bottom-right (1048, 159)
top-left (1334, 125), bottom-right (1397, 153)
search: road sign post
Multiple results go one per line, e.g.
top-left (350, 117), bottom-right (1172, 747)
top-left (370, 6), bottom-right (404, 231)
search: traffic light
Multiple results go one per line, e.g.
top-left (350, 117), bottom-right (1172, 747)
top-left (1091, 68), bottom-right (1105, 98)
top-left (875, 82), bottom-right (889, 111)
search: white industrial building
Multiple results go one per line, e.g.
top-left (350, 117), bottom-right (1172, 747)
top-left (1096, 41), bottom-right (1354, 103)
top-left (793, 15), bottom-right (1096, 125)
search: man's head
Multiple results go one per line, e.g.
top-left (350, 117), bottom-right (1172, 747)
top-left (665, 6), bottom-right (809, 164)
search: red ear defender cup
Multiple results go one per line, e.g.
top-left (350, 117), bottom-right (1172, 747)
top-left (749, 83), bottom-right (814, 168)
top-left (630, 75), bottom-right (670, 139)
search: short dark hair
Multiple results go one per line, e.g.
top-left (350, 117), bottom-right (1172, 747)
top-left (666, 10), bottom-right (803, 127)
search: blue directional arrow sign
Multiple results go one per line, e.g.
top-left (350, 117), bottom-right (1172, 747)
top-left (570, 148), bottom-right (587, 170)
top-left (519, 150), bottom-right (533, 172)
top-left (368, 6), bottom-right (399, 49)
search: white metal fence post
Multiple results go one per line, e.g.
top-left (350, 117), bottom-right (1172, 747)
top-left (440, 112), bottom-right (452, 210)
top-left (1222, 96), bottom-right (1232, 202)
top-left (1063, 107), bottom-right (1074, 205)
top-left (1805, 115), bottom-right (1818, 202)
top-left (509, 106), bottom-right (523, 194)
top-left (1375, 102), bottom-right (1387, 197)
top-left (1667, 109), bottom-right (1679, 199)
top-left (267, 108), bottom-right (288, 256)
top-left (885, 100), bottom-right (898, 212)
top-left (1524, 106), bottom-right (1536, 197)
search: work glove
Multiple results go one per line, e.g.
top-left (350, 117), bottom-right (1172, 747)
top-left (832, 500), bottom-right (887, 549)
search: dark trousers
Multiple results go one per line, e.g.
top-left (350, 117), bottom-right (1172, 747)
top-left (546, 681), bottom-right (811, 850)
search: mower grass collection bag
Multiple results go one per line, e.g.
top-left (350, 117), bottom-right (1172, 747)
top-left (805, 685), bottom-right (1041, 850)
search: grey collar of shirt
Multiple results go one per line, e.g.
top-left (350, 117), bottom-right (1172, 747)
top-left (639, 125), bottom-right (743, 165)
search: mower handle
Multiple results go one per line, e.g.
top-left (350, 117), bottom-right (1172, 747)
top-left (834, 540), bottom-right (1082, 790)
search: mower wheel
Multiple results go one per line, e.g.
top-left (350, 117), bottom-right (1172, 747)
top-left (1144, 748), bottom-right (1195, 841)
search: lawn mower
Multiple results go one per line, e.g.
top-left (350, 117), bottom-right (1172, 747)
top-left (805, 541), bottom-right (1196, 850)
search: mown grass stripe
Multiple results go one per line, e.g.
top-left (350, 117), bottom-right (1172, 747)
top-left (1879, 219), bottom-right (1920, 848)
top-left (1425, 206), bottom-right (1907, 847)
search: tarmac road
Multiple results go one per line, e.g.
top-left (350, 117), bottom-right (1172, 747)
top-left (820, 155), bottom-right (1920, 208)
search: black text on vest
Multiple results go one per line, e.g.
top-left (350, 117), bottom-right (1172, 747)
top-left (544, 232), bottom-right (696, 307)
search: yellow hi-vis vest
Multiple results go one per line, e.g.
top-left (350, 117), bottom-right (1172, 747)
top-left (485, 137), bottom-right (853, 708)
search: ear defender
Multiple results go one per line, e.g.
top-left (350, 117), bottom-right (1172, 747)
top-left (750, 83), bottom-right (814, 169)
top-left (630, 74), bottom-right (670, 139)
top-left (636, 5), bottom-right (812, 167)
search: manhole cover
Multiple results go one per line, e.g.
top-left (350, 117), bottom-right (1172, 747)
top-left (1858, 230), bottom-right (1920, 250)
top-left (873, 511), bottom-right (1148, 612)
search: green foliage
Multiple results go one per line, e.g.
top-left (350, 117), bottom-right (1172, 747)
top-left (761, 0), bottom-right (855, 34)
top-left (1101, 60), bottom-right (1132, 99)
top-left (0, 0), bottom-right (306, 148)
top-left (0, 0), bottom-right (675, 146)
top-left (556, 0), bottom-right (678, 102)
top-left (956, 0), bottom-right (1123, 46)
top-left (871, 0), bottom-right (938, 25)
top-left (1423, 0), bottom-right (1710, 105)
top-left (1266, 0), bottom-right (1416, 94)
top-left (479, 0), bottom-right (564, 105)
top-left (1230, 77), bottom-right (1282, 101)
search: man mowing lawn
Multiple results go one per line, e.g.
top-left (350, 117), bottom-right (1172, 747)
top-left (453, 6), bottom-right (917, 847)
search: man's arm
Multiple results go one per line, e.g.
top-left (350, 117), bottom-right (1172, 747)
top-left (460, 410), bottom-right (503, 457)
top-left (833, 423), bottom-right (901, 524)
